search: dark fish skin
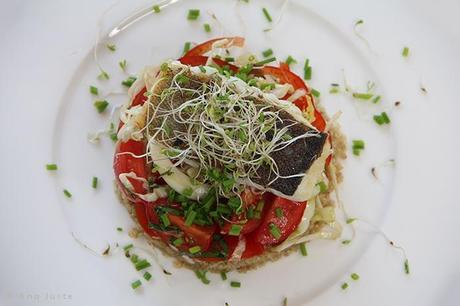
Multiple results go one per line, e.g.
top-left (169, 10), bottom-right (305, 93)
top-left (252, 111), bottom-right (327, 196)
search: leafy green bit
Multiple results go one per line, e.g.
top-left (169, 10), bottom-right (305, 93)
top-left (230, 281), bottom-right (241, 288)
top-left (220, 271), bottom-right (228, 280)
top-left (303, 59), bottom-right (312, 80)
top-left (94, 100), bottom-right (109, 113)
top-left (311, 88), bottom-right (320, 98)
top-left (143, 271), bottom-right (152, 281)
top-left (122, 76), bottom-right (137, 88)
top-left (275, 207), bottom-right (283, 218)
top-left (187, 9), bottom-right (200, 20)
top-left (173, 238), bottom-right (184, 247)
top-left (254, 57), bottom-right (276, 66)
top-left (300, 243), bottom-right (308, 256)
top-left (153, 5), bottom-right (161, 13)
top-left (106, 44), bottom-right (116, 52)
top-left (372, 95), bottom-right (381, 103)
top-left (283, 297), bottom-right (288, 306)
top-left (91, 176), bottom-right (98, 189)
top-left (262, 8), bottom-right (272, 22)
top-left (160, 214), bottom-right (170, 227)
top-left (183, 41), bottom-right (191, 55)
top-left (229, 224), bottom-right (242, 236)
top-left (341, 282), bottom-right (349, 290)
top-left (351, 273), bottom-right (360, 280)
top-left (89, 85), bottom-right (98, 95)
top-left (346, 217), bottom-right (357, 224)
top-left (97, 70), bottom-right (110, 80)
top-left (269, 223), bottom-right (281, 239)
top-left (373, 112), bottom-right (391, 125)
top-left (182, 187), bottom-right (193, 197)
top-left (135, 259), bottom-right (151, 271)
top-left (404, 259), bottom-right (410, 274)
top-left (329, 85), bottom-right (340, 94)
top-left (198, 65), bottom-right (206, 73)
top-left (342, 239), bottom-right (352, 245)
top-left (130, 254), bottom-right (139, 263)
top-left (355, 19), bottom-right (364, 26)
top-left (123, 243), bottom-right (134, 251)
top-left (402, 46), bottom-right (409, 57)
top-left (352, 140), bottom-right (365, 156)
top-left (176, 74), bottom-right (189, 85)
top-left (285, 55), bottom-right (297, 66)
top-left (189, 246), bottom-right (201, 254)
top-left (195, 270), bottom-right (210, 284)
top-left (131, 280), bottom-right (142, 289)
top-left (63, 189), bottom-right (72, 198)
top-left (116, 227), bottom-right (123, 232)
top-left (225, 57), bottom-right (235, 62)
top-left (262, 48), bottom-right (273, 57)
top-left (316, 181), bottom-right (327, 193)
top-left (119, 60), bottom-right (127, 72)
top-left (46, 164), bottom-right (58, 171)
top-left (184, 210), bottom-right (197, 226)
top-left (352, 92), bottom-right (373, 100)
top-left (260, 83), bottom-right (275, 91)
top-left (204, 23), bottom-right (211, 33)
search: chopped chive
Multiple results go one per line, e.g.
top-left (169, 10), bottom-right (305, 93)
top-left (119, 60), bottom-right (127, 72)
top-left (152, 5), bottom-right (161, 13)
top-left (329, 86), bottom-right (340, 94)
top-left (229, 224), bottom-right (242, 236)
top-left (160, 214), bottom-right (170, 227)
top-left (187, 9), bottom-right (200, 20)
top-left (303, 59), bottom-right (312, 80)
top-left (355, 19), bottom-right (364, 26)
top-left (260, 83), bottom-right (275, 91)
top-left (198, 65), bottom-right (206, 73)
top-left (230, 281), bottom-right (241, 288)
top-left (94, 100), bottom-right (109, 113)
top-left (97, 70), bottom-right (110, 80)
top-left (183, 41), bottom-right (191, 55)
top-left (194, 270), bottom-right (210, 284)
top-left (372, 95), bottom-right (381, 104)
top-left (352, 92), bottom-right (373, 100)
top-left (143, 271), bottom-right (152, 281)
top-left (220, 271), bottom-right (228, 280)
top-left (346, 218), bottom-right (357, 224)
top-left (106, 44), bottom-right (116, 52)
top-left (189, 245), bottom-right (201, 254)
top-left (275, 207), bottom-right (283, 218)
top-left (116, 227), bottom-right (123, 232)
top-left (350, 273), bottom-right (360, 280)
top-left (262, 8), bottom-right (272, 22)
top-left (269, 223), bottom-right (281, 239)
top-left (311, 88), bottom-right (320, 98)
top-left (352, 148), bottom-right (361, 156)
top-left (283, 297), bottom-right (288, 306)
top-left (373, 112), bottom-right (391, 125)
top-left (300, 243), bottom-right (308, 256)
top-left (262, 48), bottom-right (273, 57)
top-left (122, 76), bottom-right (137, 88)
top-left (402, 46), bottom-right (410, 57)
top-left (254, 57), bottom-right (276, 66)
top-left (91, 176), bottom-right (98, 189)
top-left (342, 239), bottom-right (352, 245)
top-left (316, 181), bottom-right (327, 193)
top-left (123, 243), bottom-right (134, 251)
top-left (135, 259), bottom-right (151, 271)
top-left (204, 23), bottom-right (211, 33)
top-left (182, 187), bottom-right (193, 197)
top-left (247, 206), bottom-right (255, 219)
top-left (185, 210), bottom-right (197, 226)
top-left (381, 112), bottom-right (390, 123)
top-left (285, 55), bottom-right (297, 66)
top-left (173, 238), bottom-right (184, 247)
top-left (224, 57), bottom-right (235, 62)
top-left (63, 189), bottom-right (72, 198)
top-left (341, 282), bottom-right (349, 290)
top-left (352, 140), bottom-right (365, 150)
top-left (129, 254), bottom-right (139, 263)
top-left (89, 85), bottom-right (98, 95)
top-left (404, 259), bottom-right (410, 274)
top-left (131, 279), bottom-right (142, 289)
top-left (46, 164), bottom-right (58, 171)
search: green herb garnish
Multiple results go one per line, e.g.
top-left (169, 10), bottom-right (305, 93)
top-left (285, 55), bottom-right (297, 66)
top-left (341, 282), bottom-right (348, 290)
top-left (269, 223), bottom-right (281, 239)
top-left (135, 259), bottom-right (151, 271)
top-left (275, 207), bottom-right (283, 218)
top-left (131, 280), bottom-right (142, 289)
top-left (262, 8), bottom-right (272, 22)
top-left (183, 41), bottom-right (191, 55)
top-left (316, 181), bottom-right (327, 193)
top-left (189, 246), bottom-right (201, 254)
top-left (300, 243), bottom-right (308, 256)
top-left (187, 9), bottom-right (200, 20)
top-left (153, 5), bottom-right (161, 13)
top-left (46, 164), bottom-right (58, 171)
top-left (106, 44), bottom-right (116, 52)
top-left (303, 59), bottom-right (312, 80)
top-left (220, 271), bottom-right (228, 280)
top-left (351, 273), bottom-right (360, 280)
top-left (230, 281), bottom-right (241, 288)
top-left (143, 271), bottom-right (152, 281)
top-left (373, 112), bottom-right (391, 125)
top-left (229, 224), bottom-right (242, 236)
top-left (97, 70), bottom-right (110, 80)
top-left (262, 48), bottom-right (273, 57)
top-left (311, 88), bottom-right (320, 98)
top-left (402, 46), bottom-right (410, 57)
top-left (91, 176), bottom-right (98, 189)
top-left (119, 60), bottom-right (127, 72)
top-left (63, 189), bottom-right (72, 198)
top-left (122, 76), bottom-right (137, 88)
top-left (94, 100), bottom-right (109, 113)
top-left (123, 243), bottom-right (133, 251)
top-left (254, 57), bottom-right (276, 66)
top-left (204, 23), bottom-right (211, 33)
top-left (89, 85), bottom-right (98, 95)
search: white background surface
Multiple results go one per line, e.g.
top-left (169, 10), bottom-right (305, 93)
top-left (1, 0), bottom-right (459, 305)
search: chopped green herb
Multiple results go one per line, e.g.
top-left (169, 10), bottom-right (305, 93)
top-left (130, 254), bottom-right (138, 263)
top-left (254, 57), bottom-right (276, 66)
top-left (187, 9), bottom-right (200, 20)
top-left (351, 273), bottom-right (360, 280)
top-left (89, 85), bottom-right (98, 95)
top-left (224, 57), bottom-right (235, 62)
top-left (183, 41), bottom-right (191, 55)
top-left (119, 60), bottom-right (127, 72)
top-left (260, 83), bottom-right (276, 91)
top-left (106, 44), bottom-right (116, 52)
top-left (311, 88), bottom-right (320, 98)
top-left (182, 187), bottom-right (193, 197)
top-left (195, 270), bottom-right (210, 284)
top-left (275, 207), bottom-right (283, 218)
top-left (229, 224), bottom-right (242, 236)
top-left (220, 271), bottom-right (228, 280)
top-left (184, 210), bottom-right (197, 226)
top-left (63, 189), bottom-right (72, 198)
top-left (402, 46), bottom-right (410, 57)
top-left (122, 76), bottom-right (137, 88)
top-left (198, 65), bottom-right (206, 73)
top-left (352, 140), bottom-right (365, 150)
top-left (373, 112), bottom-right (391, 125)
top-left (269, 223), bottom-right (281, 239)
top-left (189, 245), bottom-right (201, 254)
top-left (262, 48), bottom-right (273, 57)
top-left (303, 59), bottom-right (312, 80)
top-left (97, 70), bottom-right (110, 80)
top-left (94, 100), bottom-right (109, 113)
top-left (116, 227), bottom-right (123, 232)
top-left (300, 243), bottom-right (308, 256)
top-left (346, 218), bottom-right (357, 224)
top-left (372, 95), bottom-right (381, 104)
top-left (352, 92), bottom-right (373, 100)
top-left (204, 23), bottom-right (211, 33)
top-left (152, 5), bottom-right (161, 13)
top-left (262, 8), bottom-right (272, 22)
top-left (46, 164), bottom-right (58, 171)
top-left (131, 279), bottom-right (142, 289)
top-left (143, 271), bottom-right (152, 281)
top-left (342, 239), bottom-right (352, 245)
top-left (135, 259), bottom-right (151, 271)
top-left (355, 19), bottom-right (364, 26)
top-left (160, 214), bottom-right (170, 227)
top-left (283, 297), bottom-right (288, 306)
top-left (91, 176), bottom-right (98, 189)
top-left (341, 282), bottom-right (349, 290)
top-left (173, 238), bottom-right (184, 247)
top-left (230, 281), bottom-right (241, 288)
top-left (123, 243), bottom-right (134, 251)
top-left (316, 181), bottom-right (327, 193)
top-left (329, 86), bottom-right (340, 94)
top-left (285, 55), bottom-right (297, 66)
top-left (404, 259), bottom-right (410, 274)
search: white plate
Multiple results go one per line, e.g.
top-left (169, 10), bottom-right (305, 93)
top-left (1, 0), bottom-right (459, 306)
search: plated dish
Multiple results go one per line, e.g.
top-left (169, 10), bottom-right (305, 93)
top-left (113, 37), bottom-right (346, 272)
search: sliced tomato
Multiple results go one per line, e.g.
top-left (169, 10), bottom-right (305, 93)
top-left (113, 139), bottom-right (148, 195)
top-left (134, 198), bottom-right (171, 240)
top-left (179, 55), bottom-right (239, 73)
top-left (253, 196), bottom-right (307, 247)
top-left (131, 87), bottom-right (148, 107)
top-left (168, 215), bottom-right (216, 251)
top-left (241, 232), bottom-right (265, 258)
top-left (183, 36), bottom-right (245, 57)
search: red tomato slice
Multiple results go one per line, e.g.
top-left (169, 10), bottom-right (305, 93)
top-left (241, 232), bottom-right (265, 258)
top-left (179, 55), bottom-right (239, 73)
top-left (134, 199), bottom-right (171, 240)
top-left (253, 197), bottom-right (307, 247)
top-left (184, 36), bottom-right (245, 57)
top-left (168, 215), bottom-right (216, 251)
top-left (131, 87), bottom-right (148, 107)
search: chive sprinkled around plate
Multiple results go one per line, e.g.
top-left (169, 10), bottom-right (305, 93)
top-left (122, 76), bottom-right (137, 88)
top-left (225, 57), bottom-right (235, 62)
top-left (346, 217), bottom-right (357, 224)
top-left (94, 100), bottom-right (109, 113)
top-left (275, 207), bottom-right (283, 218)
top-left (220, 271), bottom-right (227, 280)
top-left (135, 259), bottom-right (152, 271)
top-left (91, 176), bottom-right (98, 189)
top-left (116, 227), bottom-right (123, 232)
top-left (152, 5), bottom-right (161, 13)
top-left (402, 46), bottom-right (410, 57)
top-left (351, 273), bottom-right (360, 280)
top-left (311, 88), bottom-right (320, 98)
top-left (106, 44), bottom-right (116, 52)
top-left (404, 259), bottom-right (410, 274)
top-left (373, 112), bottom-right (391, 125)
top-left (303, 59), bottom-right (312, 80)
top-left (204, 23), bottom-right (211, 33)
top-left (355, 19), bottom-right (364, 26)
top-left (269, 223), bottom-right (281, 239)
top-left (119, 59), bottom-right (127, 72)
top-left (262, 48), bottom-right (273, 57)
top-left (229, 224), bottom-right (242, 236)
top-left (352, 92), bottom-right (373, 100)
top-left (131, 279), bottom-right (142, 289)
top-left (189, 245), bottom-right (201, 254)
top-left (183, 41), bottom-right (191, 55)
top-left (143, 271), bottom-right (152, 281)
top-left (187, 9), bottom-right (200, 20)
top-left (329, 84), bottom-right (340, 94)
top-left (352, 140), bottom-right (365, 156)
top-left (89, 85), bottom-right (98, 95)
top-left (97, 70), bottom-right (110, 80)
top-left (123, 243), bottom-right (133, 251)
top-left (341, 282), bottom-right (349, 290)
top-left (254, 57), bottom-right (276, 66)
top-left (316, 181), bottom-right (327, 193)
top-left (230, 281), bottom-right (241, 288)
top-left (283, 297), bottom-right (288, 306)
top-left (372, 95), bottom-right (381, 104)
top-left (262, 8), bottom-right (272, 22)
top-left (63, 189), bottom-right (72, 198)
top-left (173, 237), bottom-right (183, 247)
top-left (300, 243), bottom-right (308, 256)
top-left (184, 210), bottom-right (197, 226)
top-left (342, 239), bottom-right (352, 245)
top-left (130, 254), bottom-right (139, 263)
top-left (195, 270), bottom-right (211, 284)
top-left (285, 55), bottom-right (297, 66)
top-left (46, 164), bottom-right (58, 171)
top-left (160, 214), bottom-right (170, 227)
